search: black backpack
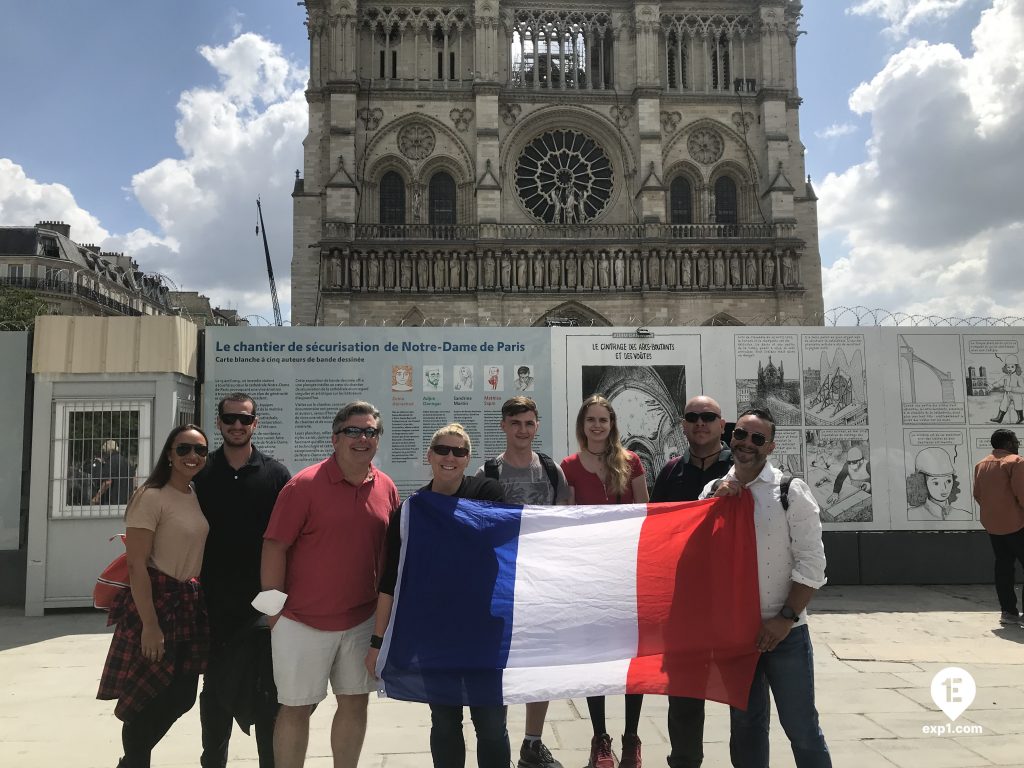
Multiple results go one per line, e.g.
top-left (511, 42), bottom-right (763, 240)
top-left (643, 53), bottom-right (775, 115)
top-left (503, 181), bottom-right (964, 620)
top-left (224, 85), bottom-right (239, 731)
top-left (710, 473), bottom-right (793, 510)
top-left (484, 452), bottom-right (561, 504)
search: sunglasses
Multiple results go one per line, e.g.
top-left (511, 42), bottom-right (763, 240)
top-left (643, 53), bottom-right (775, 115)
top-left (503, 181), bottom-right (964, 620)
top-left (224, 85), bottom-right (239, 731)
top-left (334, 426), bottom-right (381, 439)
top-left (174, 442), bottom-right (209, 457)
top-left (683, 411), bottom-right (720, 424)
top-left (431, 444), bottom-right (470, 457)
top-left (732, 428), bottom-right (768, 447)
top-left (220, 413), bottom-right (255, 426)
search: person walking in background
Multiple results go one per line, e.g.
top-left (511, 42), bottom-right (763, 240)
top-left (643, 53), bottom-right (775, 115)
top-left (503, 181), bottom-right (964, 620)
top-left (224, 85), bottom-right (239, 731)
top-left (368, 423), bottom-right (510, 768)
top-left (194, 393), bottom-right (291, 767)
top-left (260, 402), bottom-right (398, 768)
top-left (973, 429), bottom-right (1024, 626)
top-left (560, 394), bottom-right (649, 768)
top-left (650, 395), bottom-right (732, 768)
top-left (477, 396), bottom-right (571, 768)
top-left (98, 425), bottom-right (211, 768)
top-left (92, 439), bottom-right (135, 506)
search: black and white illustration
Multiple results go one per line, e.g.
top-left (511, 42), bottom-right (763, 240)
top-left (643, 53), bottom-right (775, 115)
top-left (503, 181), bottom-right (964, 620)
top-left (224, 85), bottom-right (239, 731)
top-left (805, 429), bottom-right (872, 523)
top-left (735, 334), bottom-right (801, 426)
top-left (423, 365), bottom-right (443, 392)
top-left (770, 429), bottom-right (804, 479)
top-left (581, 365), bottom-right (687, 484)
top-left (897, 334), bottom-right (966, 424)
top-left (801, 334), bottom-right (868, 426)
top-left (453, 364), bottom-right (474, 391)
top-left (903, 430), bottom-right (972, 523)
top-left (514, 364), bottom-right (536, 392)
top-left (963, 336), bottom-right (1024, 425)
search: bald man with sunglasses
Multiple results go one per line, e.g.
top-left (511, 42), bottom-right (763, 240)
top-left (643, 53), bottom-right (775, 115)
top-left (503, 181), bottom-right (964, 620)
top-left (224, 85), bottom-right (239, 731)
top-left (651, 396), bottom-right (733, 768)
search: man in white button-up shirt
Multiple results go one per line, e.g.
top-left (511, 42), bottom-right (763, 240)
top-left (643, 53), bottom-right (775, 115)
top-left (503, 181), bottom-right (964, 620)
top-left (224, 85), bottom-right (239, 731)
top-left (702, 408), bottom-right (831, 768)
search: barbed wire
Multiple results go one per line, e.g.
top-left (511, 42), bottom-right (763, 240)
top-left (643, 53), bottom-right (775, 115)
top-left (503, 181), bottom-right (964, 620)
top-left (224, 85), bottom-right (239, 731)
top-left (824, 306), bottom-right (1024, 327)
top-left (0, 319), bottom-right (34, 331)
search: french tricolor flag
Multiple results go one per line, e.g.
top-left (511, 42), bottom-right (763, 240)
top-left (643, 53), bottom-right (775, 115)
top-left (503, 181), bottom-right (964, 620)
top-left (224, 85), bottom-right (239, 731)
top-left (377, 492), bottom-right (761, 709)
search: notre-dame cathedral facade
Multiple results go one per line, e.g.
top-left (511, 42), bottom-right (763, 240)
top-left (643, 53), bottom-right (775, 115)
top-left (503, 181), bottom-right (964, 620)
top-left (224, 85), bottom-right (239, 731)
top-left (291, 0), bottom-right (822, 327)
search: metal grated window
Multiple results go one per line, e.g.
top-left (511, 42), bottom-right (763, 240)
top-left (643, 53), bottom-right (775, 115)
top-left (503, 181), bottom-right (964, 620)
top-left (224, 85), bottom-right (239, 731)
top-left (670, 177), bottom-right (693, 224)
top-left (428, 172), bottom-right (457, 225)
top-left (714, 176), bottom-right (738, 224)
top-left (379, 171), bottom-right (406, 224)
top-left (51, 400), bottom-right (152, 519)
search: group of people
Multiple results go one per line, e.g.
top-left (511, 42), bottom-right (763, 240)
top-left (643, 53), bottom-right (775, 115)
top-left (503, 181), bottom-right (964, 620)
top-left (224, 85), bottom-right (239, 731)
top-left (98, 390), bottom-right (833, 768)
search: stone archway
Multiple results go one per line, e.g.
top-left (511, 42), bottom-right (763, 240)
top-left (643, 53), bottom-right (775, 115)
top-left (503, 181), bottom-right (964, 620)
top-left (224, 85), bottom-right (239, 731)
top-left (533, 301), bottom-right (611, 327)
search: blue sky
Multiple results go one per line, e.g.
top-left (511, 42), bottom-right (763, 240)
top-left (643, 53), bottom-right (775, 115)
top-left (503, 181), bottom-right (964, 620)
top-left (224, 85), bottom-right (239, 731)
top-left (2, 0), bottom-right (1021, 322)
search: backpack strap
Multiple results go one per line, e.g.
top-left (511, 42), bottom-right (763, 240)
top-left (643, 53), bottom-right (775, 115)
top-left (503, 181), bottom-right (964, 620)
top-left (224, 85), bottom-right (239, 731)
top-left (483, 458), bottom-right (499, 481)
top-left (780, 473), bottom-right (793, 511)
top-left (536, 452), bottom-right (560, 504)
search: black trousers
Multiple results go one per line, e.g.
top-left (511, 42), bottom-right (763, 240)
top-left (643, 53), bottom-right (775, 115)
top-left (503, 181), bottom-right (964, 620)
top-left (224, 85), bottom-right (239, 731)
top-left (120, 665), bottom-right (199, 768)
top-left (666, 696), bottom-right (706, 768)
top-left (200, 652), bottom-right (277, 768)
top-left (990, 527), bottom-right (1024, 614)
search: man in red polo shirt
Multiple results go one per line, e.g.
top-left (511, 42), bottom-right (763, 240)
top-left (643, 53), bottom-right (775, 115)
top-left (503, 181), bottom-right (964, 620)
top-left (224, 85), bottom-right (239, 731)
top-left (261, 401), bottom-right (399, 768)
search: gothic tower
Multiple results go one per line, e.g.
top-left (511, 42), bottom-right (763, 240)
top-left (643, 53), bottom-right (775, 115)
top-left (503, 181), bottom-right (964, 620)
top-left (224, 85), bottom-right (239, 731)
top-left (292, 0), bottom-right (822, 327)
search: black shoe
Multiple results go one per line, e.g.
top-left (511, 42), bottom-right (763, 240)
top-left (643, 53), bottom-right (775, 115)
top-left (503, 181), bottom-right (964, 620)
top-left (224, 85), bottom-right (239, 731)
top-left (518, 738), bottom-right (564, 768)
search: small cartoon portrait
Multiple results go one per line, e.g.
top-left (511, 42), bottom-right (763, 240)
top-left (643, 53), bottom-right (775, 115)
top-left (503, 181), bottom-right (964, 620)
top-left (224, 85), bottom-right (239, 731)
top-left (514, 364), bottom-right (535, 392)
top-left (423, 366), bottom-right (443, 391)
top-left (391, 364), bottom-right (414, 392)
top-left (485, 365), bottom-right (503, 391)
top-left (454, 365), bottom-right (474, 391)
top-left (906, 446), bottom-right (971, 521)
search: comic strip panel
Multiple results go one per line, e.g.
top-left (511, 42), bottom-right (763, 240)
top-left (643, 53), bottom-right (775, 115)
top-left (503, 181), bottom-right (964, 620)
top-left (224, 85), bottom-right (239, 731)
top-left (963, 336), bottom-right (1024, 425)
top-left (801, 334), bottom-right (868, 426)
top-left (805, 429), bottom-right (872, 523)
top-left (735, 334), bottom-right (801, 426)
top-left (902, 429), bottom-right (973, 524)
top-left (897, 334), bottom-right (966, 424)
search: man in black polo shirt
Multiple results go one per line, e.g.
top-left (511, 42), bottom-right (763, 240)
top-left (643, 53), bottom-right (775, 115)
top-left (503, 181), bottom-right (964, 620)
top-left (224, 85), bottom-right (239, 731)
top-left (651, 395), bottom-right (732, 768)
top-left (195, 393), bottom-right (291, 768)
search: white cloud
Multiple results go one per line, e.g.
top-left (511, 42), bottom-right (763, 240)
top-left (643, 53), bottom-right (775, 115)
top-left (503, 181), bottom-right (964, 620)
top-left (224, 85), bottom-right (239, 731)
top-left (815, 122), bottom-right (858, 139)
top-left (849, 0), bottom-right (978, 35)
top-left (1, 33), bottom-right (307, 322)
top-left (821, 0), bottom-right (1024, 319)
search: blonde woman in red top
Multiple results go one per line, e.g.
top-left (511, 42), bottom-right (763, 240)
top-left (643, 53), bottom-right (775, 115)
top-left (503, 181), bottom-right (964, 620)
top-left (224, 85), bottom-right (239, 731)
top-left (560, 395), bottom-right (649, 768)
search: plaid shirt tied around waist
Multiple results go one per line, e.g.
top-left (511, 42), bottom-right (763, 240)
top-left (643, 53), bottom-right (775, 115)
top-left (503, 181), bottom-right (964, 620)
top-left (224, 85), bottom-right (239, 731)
top-left (97, 567), bottom-right (209, 720)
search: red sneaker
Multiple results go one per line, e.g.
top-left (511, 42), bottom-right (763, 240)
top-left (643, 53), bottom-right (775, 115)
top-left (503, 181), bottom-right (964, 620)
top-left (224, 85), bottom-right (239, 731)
top-left (588, 733), bottom-right (615, 768)
top-left (619, 733), bottom-right (642, 768)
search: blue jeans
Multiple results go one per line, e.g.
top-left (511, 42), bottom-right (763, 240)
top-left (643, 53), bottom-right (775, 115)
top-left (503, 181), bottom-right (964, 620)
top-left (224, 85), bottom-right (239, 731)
top-left (429, 703), bottom-right (510, 768)
top-left (729, 625), bottom-right (831, 768)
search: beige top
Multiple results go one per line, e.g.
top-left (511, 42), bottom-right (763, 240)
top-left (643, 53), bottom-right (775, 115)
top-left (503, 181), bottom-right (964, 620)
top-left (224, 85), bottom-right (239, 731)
top-left (125, 484), bottom-right (209, 581)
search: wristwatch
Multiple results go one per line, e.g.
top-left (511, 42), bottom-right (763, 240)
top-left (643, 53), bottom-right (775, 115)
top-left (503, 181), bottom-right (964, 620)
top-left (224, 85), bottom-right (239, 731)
top-left (779, 605), bottom-right (799, 622)
top-left (369, 634), bottom-right (384, 649)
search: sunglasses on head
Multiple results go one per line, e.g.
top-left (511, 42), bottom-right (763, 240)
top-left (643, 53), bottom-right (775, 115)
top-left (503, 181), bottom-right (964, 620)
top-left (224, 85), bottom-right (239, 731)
top-left (174, 442), bottom-right (209, 457)
top-left (732, 428), bottom-right (768, 447)
top-left (220, 412), bottom-right (255, 426)
top-left (334, 426), bottom-right (381, 439)
top-left (683, 411), bottom-right (720, 424)
top-left (431, 444), bottom-right (470, 457)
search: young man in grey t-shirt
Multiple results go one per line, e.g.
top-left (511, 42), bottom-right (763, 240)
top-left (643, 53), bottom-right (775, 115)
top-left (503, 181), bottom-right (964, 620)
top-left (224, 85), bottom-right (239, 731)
top-left (476, 396), bottom-right (571, 768)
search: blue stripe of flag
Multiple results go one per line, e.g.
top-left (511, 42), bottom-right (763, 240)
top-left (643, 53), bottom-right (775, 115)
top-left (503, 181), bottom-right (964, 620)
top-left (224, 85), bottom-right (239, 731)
top-left (381, 492), bottom-right (523, 706)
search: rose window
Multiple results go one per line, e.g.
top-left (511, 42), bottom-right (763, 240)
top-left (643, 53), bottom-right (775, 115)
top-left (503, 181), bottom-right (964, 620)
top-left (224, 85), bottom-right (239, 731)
top-left (515, 129), bottom-right (613, 224)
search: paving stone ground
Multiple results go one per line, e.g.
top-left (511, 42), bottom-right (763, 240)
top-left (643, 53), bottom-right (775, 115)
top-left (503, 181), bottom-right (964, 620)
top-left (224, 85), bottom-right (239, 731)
top-left (1, 585), bottom-right (1022, 767)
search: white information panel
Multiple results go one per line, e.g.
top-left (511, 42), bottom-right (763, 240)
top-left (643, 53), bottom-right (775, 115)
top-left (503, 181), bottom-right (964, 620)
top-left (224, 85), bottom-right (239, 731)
top-left (206, 326), bottom-right (1017, 531)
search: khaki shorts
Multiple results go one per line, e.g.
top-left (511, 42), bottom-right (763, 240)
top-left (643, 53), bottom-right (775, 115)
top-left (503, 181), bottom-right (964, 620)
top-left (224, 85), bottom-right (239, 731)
top-left (271, 614), bottom-right (375, 706)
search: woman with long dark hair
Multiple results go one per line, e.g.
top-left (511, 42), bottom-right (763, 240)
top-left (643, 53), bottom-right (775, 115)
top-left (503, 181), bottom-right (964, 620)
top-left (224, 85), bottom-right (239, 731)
top-left (98, 424), bottom-right (211, 768)
top-left (560, 395), bottom-right (649, 768)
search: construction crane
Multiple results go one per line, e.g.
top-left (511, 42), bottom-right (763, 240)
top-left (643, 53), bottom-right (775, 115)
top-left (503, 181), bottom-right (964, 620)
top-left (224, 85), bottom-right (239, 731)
top-left (255, 196), bottom-right (283, 326)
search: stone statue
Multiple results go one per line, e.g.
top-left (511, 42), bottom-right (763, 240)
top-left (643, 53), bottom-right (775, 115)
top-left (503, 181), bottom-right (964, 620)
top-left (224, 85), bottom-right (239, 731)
top-left (367, 256), bottom-right (380, 289)
top-left (565, 252), bottom-right (578, 288)
top-left (713, 252), bottom-right (725, 287)
top-left (781, 253), bottom-right (795, 287)
top-left (450, 256), bottom-right (461, 289)
top-left (648, 252), bottom-right (661, 288)
top-left (745, 252), bottom-right (757, 286)
top-left (434, 254), bottom-right (445, 290)
top-left (582, 254), bottom-right (595, 289)
top-left (533, 255), bottom-right (545, 288)
top-left (466, 255), bottom-right (477, 289)
top-left (697, 252), bottom-right (709, 288)
top-left (564, 185), bottom-right (579, 224)
top-left (412, 189), bottom-right (423, 224)
top-left (384, 254), bottom-right (396, 289)
top-left (483, 251), bottom-right (496, 288)
top-left (680, 253), bottom-right (692, 287)
top-left (417, 252), bottom-right (430, 289)
top-left (332, 256), bottom-right (343, 288)
top-left (598, 253), bottom-right (610, 289)
top-left (549, 252), bottom-right (561, 287)
top-left (614, 252), bottom-right (625, 288)
top-left (350, 256), bottom-right (361, 290)
top-left (548, 188), bottom-right (563, 224)
top-left (400, 256), bottom-right (413, 289)
top-left (630, 254), bottom-right (642, 287)
top-left (763, 254), bottom-right (775, 287)
top-left (500, 253), bottom-right (512, 289)
top-left (729, 252), bottom-right (741, 287)
top-left (516, 256), bottom-right (528, 289)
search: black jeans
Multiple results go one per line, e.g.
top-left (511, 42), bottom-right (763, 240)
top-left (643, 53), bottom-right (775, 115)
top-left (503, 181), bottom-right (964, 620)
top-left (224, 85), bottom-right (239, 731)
top-left (989, 528), bottom-right (1024, 614)
top-left (428, 703), bottom-right (510, 768)
top-left (199, 678), bottom-right (276, 768)
top-left (666, 696), bottom-right (706, 768)
top-left (120, 666), bottom-right (199, 768)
